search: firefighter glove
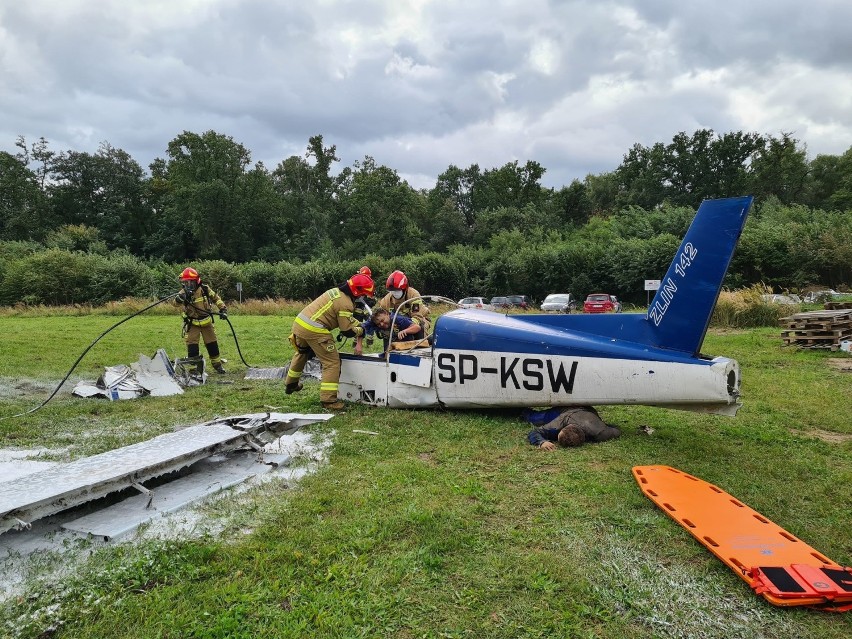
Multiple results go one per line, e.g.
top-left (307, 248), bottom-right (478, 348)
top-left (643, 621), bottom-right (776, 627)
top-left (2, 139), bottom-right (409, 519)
top-left (176, 292), bottom-right (187, 304)
top-left (219, 309), bottom-right (228, 320)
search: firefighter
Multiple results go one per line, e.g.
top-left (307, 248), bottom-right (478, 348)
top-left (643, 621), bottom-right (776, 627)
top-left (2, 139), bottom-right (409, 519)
top-left (175, 267), bottom-right (229, 373)
top-left (285, 272), bottom-right (375, 410)
top-left (376, 270), bottom-right (430, 345)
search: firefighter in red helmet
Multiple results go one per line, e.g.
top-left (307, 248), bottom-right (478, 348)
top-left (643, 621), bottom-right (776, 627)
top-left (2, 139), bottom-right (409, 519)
top-left (285, 272), bottom-right (374, 410)
top-left (175, 267), bottom-right (229, 373)
top-left (376, 270), bottom-right (430, 346)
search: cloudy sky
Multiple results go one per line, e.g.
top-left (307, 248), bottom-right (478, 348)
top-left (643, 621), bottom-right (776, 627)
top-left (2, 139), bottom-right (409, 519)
top-left (2, 0), bottom-right (851, 189)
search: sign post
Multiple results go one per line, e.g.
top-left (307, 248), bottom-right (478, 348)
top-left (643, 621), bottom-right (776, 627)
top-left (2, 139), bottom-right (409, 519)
top-left (644, 279), bottom-right (661, 308)
top-left (236, 282), bottom-right (243, 304)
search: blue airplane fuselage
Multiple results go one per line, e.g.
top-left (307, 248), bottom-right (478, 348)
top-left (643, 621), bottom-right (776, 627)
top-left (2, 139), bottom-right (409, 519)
top-left (338, 196), bottom-right (752, 415)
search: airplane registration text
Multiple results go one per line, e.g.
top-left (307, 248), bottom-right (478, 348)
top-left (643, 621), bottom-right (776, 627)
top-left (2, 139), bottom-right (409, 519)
top-left (436, 353), bottom-right (578, 393)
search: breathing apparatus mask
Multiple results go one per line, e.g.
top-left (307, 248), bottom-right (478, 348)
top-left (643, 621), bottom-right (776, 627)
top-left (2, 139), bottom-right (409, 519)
top-left (390, 290), bottom-right (404, 300)
top-left (182, 280), bottom-right (198, 297)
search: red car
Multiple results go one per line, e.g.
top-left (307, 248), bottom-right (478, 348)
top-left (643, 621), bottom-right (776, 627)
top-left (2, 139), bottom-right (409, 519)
top-left (584, 293), bottom-right (621, 313)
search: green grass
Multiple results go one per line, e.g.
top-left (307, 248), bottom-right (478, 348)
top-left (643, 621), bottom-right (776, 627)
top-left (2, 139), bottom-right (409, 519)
top-left (1, 314), bottom-right (851, 638)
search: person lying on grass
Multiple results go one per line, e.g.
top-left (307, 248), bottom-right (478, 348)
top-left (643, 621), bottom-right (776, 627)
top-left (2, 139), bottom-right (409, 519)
top-left (525, 406), bottom-right (621, 451)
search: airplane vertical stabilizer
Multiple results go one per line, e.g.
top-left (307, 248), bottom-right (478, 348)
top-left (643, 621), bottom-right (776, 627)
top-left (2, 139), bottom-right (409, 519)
top-left (647, 196), bottom-right (753, 355)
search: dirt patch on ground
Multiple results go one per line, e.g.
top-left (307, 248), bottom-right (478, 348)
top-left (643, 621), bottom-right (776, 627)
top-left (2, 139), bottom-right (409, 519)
top-left (0, 377), bottom-right (62, 399)
top-left (417, 452), bottom-right (437, 466)
top-left (827, 358), bottom-right (852, 372)
top-left (790, 428), bottom-right (852, 443)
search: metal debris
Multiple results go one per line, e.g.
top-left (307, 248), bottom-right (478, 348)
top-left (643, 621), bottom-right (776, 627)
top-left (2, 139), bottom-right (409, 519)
top-left (0, 412), bottom-right (332, 535)
top-left (173, 355), bottom-right (207, 386)
top-left (72, 349), bottom-right (184, 399)
top-left (245, 367), bottom-right (288, 380)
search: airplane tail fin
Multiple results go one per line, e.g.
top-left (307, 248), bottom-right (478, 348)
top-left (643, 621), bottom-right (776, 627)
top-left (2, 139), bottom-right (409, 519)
top-left (647, 196), bottom-right (753, 355)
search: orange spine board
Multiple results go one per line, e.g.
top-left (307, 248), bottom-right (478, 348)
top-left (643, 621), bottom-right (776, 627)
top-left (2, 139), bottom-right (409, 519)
top-left (633, 465), bottom-right (851, 609)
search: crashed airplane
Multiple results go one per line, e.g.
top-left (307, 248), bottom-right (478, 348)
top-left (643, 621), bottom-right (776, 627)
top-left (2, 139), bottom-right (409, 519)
top-left (338, 196), bottom-right (753, 415)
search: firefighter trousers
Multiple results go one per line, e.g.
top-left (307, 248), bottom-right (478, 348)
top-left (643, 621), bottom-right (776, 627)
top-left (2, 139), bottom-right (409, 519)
top-left (286, 330), bottom-right (340, 404)
top-left (184, 323), bottom-right (222, 364)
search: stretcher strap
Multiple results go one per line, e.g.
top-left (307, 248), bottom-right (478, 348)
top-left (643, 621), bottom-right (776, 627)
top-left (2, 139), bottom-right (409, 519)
top-left (751, 565), bottom-right (852, 602)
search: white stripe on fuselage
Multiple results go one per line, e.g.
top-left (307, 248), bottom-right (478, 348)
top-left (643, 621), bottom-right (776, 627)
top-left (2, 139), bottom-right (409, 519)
top-left (433, 349), bottom-right (737, 408)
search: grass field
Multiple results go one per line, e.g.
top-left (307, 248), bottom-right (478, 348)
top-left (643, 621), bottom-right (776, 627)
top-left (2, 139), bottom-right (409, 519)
top-left (1, 311), bottom-right (851, 638)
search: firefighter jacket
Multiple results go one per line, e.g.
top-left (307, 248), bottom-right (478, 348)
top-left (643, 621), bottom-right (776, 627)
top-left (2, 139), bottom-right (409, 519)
top-left (176, 284), bottom-right (227, 326)
top-left (377, 287), bottom-right (430, 330)
top-left (294, 288), bottom-right (364, 338)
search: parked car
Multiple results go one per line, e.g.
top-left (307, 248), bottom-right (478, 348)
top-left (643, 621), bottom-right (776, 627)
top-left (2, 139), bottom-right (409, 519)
top-left (609, 295), bottom-right (623, 313)
top-left (540, 293), bottom-right (576, 313)
top-left (490, 296), bottom-right (512, 310)
top-left (458, 296), bottom-right (495, 311)
top-left (506, 295), bottom-right (530, 309)
top-left (584, 293), bottom-right (620, 313)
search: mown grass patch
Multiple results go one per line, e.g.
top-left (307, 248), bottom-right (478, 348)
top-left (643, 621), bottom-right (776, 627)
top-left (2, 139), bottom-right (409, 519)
top-left (0, 314), bottom-right (850, 638)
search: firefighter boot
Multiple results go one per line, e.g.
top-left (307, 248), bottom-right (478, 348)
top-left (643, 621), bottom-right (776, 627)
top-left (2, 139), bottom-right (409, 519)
top-left (206, 341), bottom-right (225, 373)
top-left (285, 382), bottom-right (303, 394)
top-left (321, 400), bottom-right (345, 411)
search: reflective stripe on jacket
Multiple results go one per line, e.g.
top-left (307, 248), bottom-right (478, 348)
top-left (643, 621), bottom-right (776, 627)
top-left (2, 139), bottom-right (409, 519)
top-left (294, 288), bottom-right (361, 335)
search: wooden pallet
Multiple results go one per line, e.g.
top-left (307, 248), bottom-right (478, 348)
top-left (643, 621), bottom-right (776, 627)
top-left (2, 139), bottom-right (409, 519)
top-left (782, 328), bottom-right (852, 338)
top-left (782, 339), bottom-right (849, 351)
top-left (779, 310), bottom-right (852, 350)
top-left (825, 301), bottom-right (852, 310)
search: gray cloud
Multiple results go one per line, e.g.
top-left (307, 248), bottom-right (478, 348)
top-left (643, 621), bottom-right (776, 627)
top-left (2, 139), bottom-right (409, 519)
top-left (2, 0), bottom-right (851, 189)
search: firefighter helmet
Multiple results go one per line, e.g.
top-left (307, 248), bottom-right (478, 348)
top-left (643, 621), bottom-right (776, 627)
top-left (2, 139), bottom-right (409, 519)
top-left (347, 273), bottom-right (375, 298)
top-left (386, 270), bottom-right (408, 292)
top-left (358, 265), bottom-right (372, 277)
top-left (180, 267), bottom-right (200, 283)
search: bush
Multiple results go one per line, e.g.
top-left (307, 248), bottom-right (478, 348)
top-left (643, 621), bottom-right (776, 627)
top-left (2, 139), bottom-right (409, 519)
top-left (711, 285), bottom-right (792, 328)
top-left (89, 253), bottom-right (157, 303)
top-left (192, 260), bottom-right (239, 300)
top-left (233, 261), bottom-right (280, 300)
top-left (394, 253), bottom-right (470, 300)
top-left (0, 249), bottom-right (99, 305)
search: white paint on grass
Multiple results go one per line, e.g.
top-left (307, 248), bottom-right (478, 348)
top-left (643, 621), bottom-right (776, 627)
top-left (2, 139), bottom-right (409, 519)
top-left (564, 521), bottom-right (802, 639)
top-left (0, 430), bottom-right (334, 603)
top-left (0, 449), bottom-right (66, 482)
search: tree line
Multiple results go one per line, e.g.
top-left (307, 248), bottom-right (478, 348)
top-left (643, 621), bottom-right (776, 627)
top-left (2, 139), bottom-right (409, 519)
top-left (0, 129), bottom-right (850, 305)
top-left (1, 199), bottom-right (848, 307)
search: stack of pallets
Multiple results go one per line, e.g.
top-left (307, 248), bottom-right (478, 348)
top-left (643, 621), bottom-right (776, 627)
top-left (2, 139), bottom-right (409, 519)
top-left (824, 301), bottom-right (852, 310)
top-left (780, 309), bottom-right (852, 350)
